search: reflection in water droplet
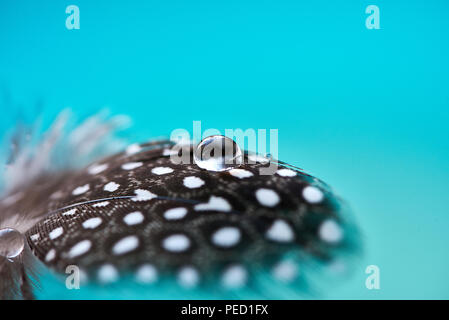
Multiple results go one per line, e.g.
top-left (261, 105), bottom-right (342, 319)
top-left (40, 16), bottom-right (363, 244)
top-left (194, 135), bottom-right (243, 172)
top-left (0, 228), bottom-right (25, 259)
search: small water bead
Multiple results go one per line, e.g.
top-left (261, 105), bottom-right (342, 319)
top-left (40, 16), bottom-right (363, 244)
top-left (0, 228), bottom-right (25, 259)
top-left (194, 135), bottom-right (243, 172)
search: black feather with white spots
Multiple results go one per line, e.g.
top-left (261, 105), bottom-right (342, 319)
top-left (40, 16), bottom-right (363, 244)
top-left (23, 140), bottom-right (358, 289)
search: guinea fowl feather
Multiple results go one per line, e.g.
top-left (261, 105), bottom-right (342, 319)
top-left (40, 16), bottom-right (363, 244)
top-left (0, 110), bottom-right (360, 299)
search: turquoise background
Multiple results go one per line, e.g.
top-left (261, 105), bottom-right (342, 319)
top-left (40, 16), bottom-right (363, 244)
top-left (1, 0), bottom-right (448, 299)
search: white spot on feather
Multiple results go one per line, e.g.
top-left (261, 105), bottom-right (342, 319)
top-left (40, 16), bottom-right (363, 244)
top-left (221, 265), bottom-right (247, 289)
top-left (266, 219), bottom-right (295, 243)
top-left (178, 266), bottom-right (199, 288)
top-left (104, 182), bottom-right (119, 192)
top-left (92, 201), bottom-right (109, 207)
top-left (162, 234), bottom-right (190, 252)
top-left (98, 264), bottom-right (118, 284)
top-left (255, 188), bottom-right (280, 207)
top-left (50, 191), bottom-right (63, 200)
top-left (183, 176), bottom-right (205, 189)
top-left (212, 227), bottom-right (241, 248)
top-left (276, 168), bottom-right (297, 177)
top-left (163, 207), bottom-right (188, 220)
top-left (272, 260), bottom-right (298, 282)
top-left (82, 217), bottom-right (102, 229)
top-left (49, 227), bottom-right (63, 240)
top-left (67, 240), bottom-right (92, 258)
top-left (302, 186), bottom-right (324, 204)
top-left (123, 211), bottom-right (144, 225)
top-left (45, 249), bottom-right (56, 262)
top-left (63, 208), bottom-right (77, 216)
top-left (131, 189), bottom-right (157, 202)
top-left (248, 154), bottom-right (270, 164)
top-left (319, 220), bottom-right (343, 244)
top-left (136, 264), bottom-right (158, 284)
top-left (112, 235), bottom-right (139, 255)
top-left (121, 162), bottom-right (142, 170)
top-left (194, 196), bottom-right (231, 212)
top-left (72, 184), bottom-right (89, 196)
top-left (151, 167), bottom-right (174, 175)
top-left (88, 163), bottom-right (108, 175)
top-left (229, 169), bottom-right (253, 179)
